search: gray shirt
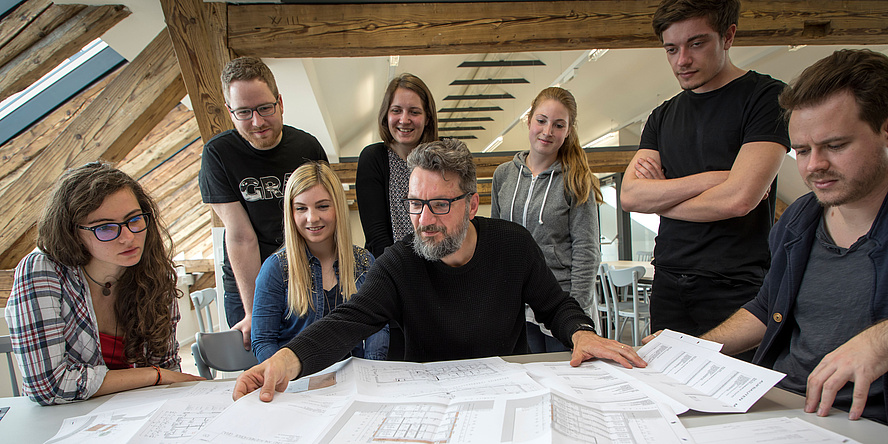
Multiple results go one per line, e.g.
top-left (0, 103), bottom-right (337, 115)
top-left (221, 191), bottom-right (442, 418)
top-left (773, 216), bottom-right (885, 419)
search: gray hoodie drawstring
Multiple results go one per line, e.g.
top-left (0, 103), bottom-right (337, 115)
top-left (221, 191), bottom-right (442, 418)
top-left (538, 172), bottom-right (554, 225)
top-left (509, 162), bottom-right (555, 225)
top-left (508, 165), bottom-right (523, 222)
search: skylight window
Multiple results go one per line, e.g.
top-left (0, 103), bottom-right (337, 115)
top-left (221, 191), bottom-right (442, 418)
top-left (0, 39), bottom-right (108, 121)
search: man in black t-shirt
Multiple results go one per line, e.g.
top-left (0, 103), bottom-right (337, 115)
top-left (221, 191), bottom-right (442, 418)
top-left (199, 57), bottom-right (328, 349)
top-left (620, 0), bottom-right (790, 344)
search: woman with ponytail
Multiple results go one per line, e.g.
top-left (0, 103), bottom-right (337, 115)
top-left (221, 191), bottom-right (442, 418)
top-left (491, 87), bottom-right (603, 352)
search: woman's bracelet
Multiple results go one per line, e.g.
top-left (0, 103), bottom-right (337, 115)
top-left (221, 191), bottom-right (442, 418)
top-left (151, 365), bottom-right (162, 386)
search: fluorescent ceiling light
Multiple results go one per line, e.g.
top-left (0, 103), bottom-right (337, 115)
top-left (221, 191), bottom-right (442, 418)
top-left (483, 136), bottom-right (504, 153)
top-left (583, 131), bottom-right (619, 148)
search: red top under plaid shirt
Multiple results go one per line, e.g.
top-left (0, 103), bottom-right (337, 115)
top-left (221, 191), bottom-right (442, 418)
top-left (4, 252), bottom-right (181, 405)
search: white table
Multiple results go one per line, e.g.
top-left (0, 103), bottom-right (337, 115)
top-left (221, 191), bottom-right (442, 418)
top-left (1, 352), bottom-right (885, 443)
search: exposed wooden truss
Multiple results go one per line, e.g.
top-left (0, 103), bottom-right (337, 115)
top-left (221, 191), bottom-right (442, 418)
top-left (1, 0), bottom-right (887, 304)
top-left (226, 1), bottom-right (888, 58)
top-left (0, 28), bottom-right (185, 267)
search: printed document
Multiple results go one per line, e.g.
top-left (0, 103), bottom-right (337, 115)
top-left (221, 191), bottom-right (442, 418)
top-left (612, 329), bottom-right (785, 412)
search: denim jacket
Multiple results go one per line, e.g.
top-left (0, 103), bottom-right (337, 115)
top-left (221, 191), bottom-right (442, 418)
top-left (251, 244), bottom-right (388, 362)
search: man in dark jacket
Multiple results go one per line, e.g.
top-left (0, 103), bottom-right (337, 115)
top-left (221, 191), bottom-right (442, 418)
top-left (695, 49), bottom-right (888, 424)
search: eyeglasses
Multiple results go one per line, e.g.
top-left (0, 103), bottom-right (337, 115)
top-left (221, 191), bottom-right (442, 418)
top-left (228, 102), bottom-right (278, 121)
top-left (402, 192), bottom-right (472, 215)
top-left (78, 213), bottom-right (150, 242)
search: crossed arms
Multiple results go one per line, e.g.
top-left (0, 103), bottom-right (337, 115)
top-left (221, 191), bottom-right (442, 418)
top-left (620, 142), bottom-right (785, 222)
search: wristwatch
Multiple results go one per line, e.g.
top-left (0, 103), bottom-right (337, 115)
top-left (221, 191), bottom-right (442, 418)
top-left (573, 323), bottom-right (597, 335)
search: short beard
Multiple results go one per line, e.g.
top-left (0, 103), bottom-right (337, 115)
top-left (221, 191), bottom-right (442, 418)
top-left (809, 157), bottom-right (888, 207)
top-left (412, 207), bottom-right (470, 261)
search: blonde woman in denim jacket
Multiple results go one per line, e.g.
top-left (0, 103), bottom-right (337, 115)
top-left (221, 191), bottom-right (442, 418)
top-left (251, 162), bottom-right (388, 362)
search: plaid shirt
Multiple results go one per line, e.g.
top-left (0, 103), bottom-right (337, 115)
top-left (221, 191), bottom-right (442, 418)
top-left (4, 252), bottom-right (181, 405)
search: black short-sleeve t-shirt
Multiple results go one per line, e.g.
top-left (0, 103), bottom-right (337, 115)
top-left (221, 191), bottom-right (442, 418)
top-left (199, 125), bottom-right (328, 292)
top-left (638, 71), bottom-right (790, 282)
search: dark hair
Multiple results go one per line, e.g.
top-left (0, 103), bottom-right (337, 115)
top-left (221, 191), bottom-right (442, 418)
top-left (406, 138), bottom-right (477, 195)
top-left (38, 161), bottom-right (179, 367)
top-left (378, 73), bottom-right (438, 146)
top-left (779, 49), bottom-right (888, 134)
top-left (221, 56), bottom-right (279, 104)
top-left (529, 87), bottom-right (602, 205)
top-left (652, 0), bottom-right (740, 41)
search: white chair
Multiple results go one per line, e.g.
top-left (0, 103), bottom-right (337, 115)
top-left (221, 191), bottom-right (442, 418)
top-left (592, 264), bottom-right (615, 339)
top-left (1, 335), bottom-right (20, 396)
top-left (606, 266), bottom-right (651, 346)
top-left (635, 251), bottom-right (653, 262)
top-left (191, 288), bottom-right (217, 334)
top-left (192, 330), bottom-right (258, 380)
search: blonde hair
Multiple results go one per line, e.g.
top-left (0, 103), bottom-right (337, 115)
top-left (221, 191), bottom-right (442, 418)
top-left (529, 87), bottom-right (602, 205)
top-left (282, 162), bottom-right (357, 317)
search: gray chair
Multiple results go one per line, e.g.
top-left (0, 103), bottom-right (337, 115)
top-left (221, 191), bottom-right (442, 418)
top-left (607, 266), bottom-right (651, 346)
top-left (635, 250), bottom-right (653, 262)
top-left (1, 335), bottom-right (20, 396)
top-left (592, 264), bottom-right (615, 339)
top-left (190, 288), bottom-right (217, 334)
top-left (192, 330), bottom-right (258, 380)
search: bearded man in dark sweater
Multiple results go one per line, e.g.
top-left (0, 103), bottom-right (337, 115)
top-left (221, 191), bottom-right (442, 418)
top-left (234, 139), bottom-right (646, 402)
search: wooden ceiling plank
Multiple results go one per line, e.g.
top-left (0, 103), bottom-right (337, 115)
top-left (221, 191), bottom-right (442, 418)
top-left (170, 208), bottom-right (213, 254)
top-left (0, 5), bottom-right (130, 102)
top-left (0, 3), bottom-right (85, 68)
top-left (227, 1), bottom-right (888, 58)
top-left (171, 214), bottom-right (213, 255)
top-left (0, 28), bottom-right (185, 264)
top-left (160, 0), bottom-right (233, 144)
top-left (139, 146), bottom-right (201, 202)
top-left (164, 197), bottom-right (207, 235)
top-left (119, 104), bottom-right (200, 180)
top-left (0, 0), bottom-right (54, 52)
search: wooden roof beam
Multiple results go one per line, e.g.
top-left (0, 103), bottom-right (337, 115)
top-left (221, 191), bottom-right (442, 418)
top-left (226, 1), bottom-right (888, 58)
top-left (0, 4), bottom-right (129, 102)
top-left (0, 1), bottom-right (84, 69)
top-left (160, 0), bottom-right (233, 145)
top-left (0, 0), bottom-right (53, 49)
top-left (0, 28), bottom-right (186, 268)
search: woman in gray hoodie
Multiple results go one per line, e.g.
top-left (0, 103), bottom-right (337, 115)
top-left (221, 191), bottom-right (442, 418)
top-left (491, 87), bottom-right (602, 353)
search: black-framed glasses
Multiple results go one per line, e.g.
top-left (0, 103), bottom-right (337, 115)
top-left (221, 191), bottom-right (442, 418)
top-left (228, 102), bottom-right (278, 121)
top-left (402, 192), bottom-right (472, 215)
top-left (78, 213), bottom-right (150, 242)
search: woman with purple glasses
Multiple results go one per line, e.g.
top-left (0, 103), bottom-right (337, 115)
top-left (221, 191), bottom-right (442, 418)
top-left (5, 162), bottom-right (201, 405)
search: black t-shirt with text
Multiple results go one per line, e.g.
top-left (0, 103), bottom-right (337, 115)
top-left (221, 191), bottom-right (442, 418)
top-left (199, 126), bottom-right (328, 292)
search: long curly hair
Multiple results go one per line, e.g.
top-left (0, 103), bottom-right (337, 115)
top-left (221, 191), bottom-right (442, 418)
top-left (282, 161), bottom-right (357, 317)
top-left (529, 87), bottom-right (602, 205)
top-left (37, 161), bottom-right (179, 367)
